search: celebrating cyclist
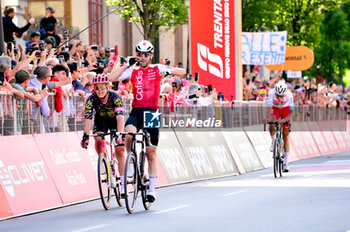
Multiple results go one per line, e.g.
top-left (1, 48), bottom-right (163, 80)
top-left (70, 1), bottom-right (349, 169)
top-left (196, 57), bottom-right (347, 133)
top-left (81, 74), bottom-right (126, 190)
top-left (264, 81), bottom-right (295, 172)
top-left (109, 40), bottom-right (186, 202)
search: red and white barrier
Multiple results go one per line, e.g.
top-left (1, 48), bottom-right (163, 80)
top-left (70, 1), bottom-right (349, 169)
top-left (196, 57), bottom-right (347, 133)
top-left (0, 119), bottom-right (349, 220)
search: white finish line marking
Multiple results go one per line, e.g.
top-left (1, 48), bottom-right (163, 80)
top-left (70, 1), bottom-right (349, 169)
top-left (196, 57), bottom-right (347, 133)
top-left (72, 224), bottom-right (111, 232)
top-left (222, 190), bottom-right (246, 197)
top-left (152, 204), bottom-right (191, 214)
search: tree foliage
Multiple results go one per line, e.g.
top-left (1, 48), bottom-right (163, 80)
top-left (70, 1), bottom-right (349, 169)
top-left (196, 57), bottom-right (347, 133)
top-left (106, 0), bottom-right (188, 41)
top-left (243, 0), bottom-right (350, 83)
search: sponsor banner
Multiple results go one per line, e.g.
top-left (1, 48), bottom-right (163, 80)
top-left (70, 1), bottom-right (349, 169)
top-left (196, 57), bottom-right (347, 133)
top-left (0, 185), bottom-right (12, 219)
top-left (316, 122), bottom-right (342, 154)
top-left (288, 122), bottom-right (320, 161)
top-left (242, 31), bottom-right (287, 65)
top-left (266, 46), bottom-right (315, 71)
top-left (223, 131), bottom-right (263, 173)
top-left (157, 132), bottom-right (194, 184)
top-left (34, 133), bottom-right (99, 204)
top-left (329, 120), bottom-right (350, 151)
top-left (190, 0), bottom-right (237, 99)
top-left (307, 122), bottom-right (331, 154)
top-left (0, 135), bottom-right (62, 215)
top-left (244, 125), bottom-right (272, 168)
top-left (175, 131), bottom-right (239, 179)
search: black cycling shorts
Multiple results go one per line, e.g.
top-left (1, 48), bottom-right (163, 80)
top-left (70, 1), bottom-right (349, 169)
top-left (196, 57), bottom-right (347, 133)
top-left (93, 115), bottom-right (117, 134)
top-left (125, 108), bottom-right (159, 147)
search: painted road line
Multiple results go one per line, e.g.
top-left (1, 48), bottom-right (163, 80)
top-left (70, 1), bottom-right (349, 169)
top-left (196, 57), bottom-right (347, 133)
top-left (72, 224), bottom-right (111, 232)
top-left (152, 204), bottom-right (191, 214)
top-left (221, 190), bottom-right (247, 197)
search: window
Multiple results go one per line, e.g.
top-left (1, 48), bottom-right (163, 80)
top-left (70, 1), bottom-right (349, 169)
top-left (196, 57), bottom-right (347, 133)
top-left (88, 0), bottom-right (104, 46)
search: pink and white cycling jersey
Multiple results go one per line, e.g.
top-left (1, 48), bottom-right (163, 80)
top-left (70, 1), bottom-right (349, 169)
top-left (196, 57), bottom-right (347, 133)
top-left (267, 88), bottom-right (294, 110)
top-left (119, 64), bottom-right (175, 109)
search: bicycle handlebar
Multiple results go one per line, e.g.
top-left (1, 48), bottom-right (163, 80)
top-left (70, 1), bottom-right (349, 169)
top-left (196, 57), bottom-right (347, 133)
top-left (88, 131), bottom-right (146, 138)
top-left (264, 121), bottom-right (290, 131)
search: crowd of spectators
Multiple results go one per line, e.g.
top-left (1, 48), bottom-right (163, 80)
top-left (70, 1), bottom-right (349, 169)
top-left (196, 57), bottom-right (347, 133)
top-left (0, 5), bottom-right (349, 136)
top-left (242, 69), bottom-right (350, 112)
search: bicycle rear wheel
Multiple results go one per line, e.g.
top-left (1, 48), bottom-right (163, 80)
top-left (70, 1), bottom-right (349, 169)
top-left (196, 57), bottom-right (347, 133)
top-left (97, 153), bottom-right (111, 210)
top-left (124, 151), bottom-right (138, 214)
top-left (278, 145), bottom-right (284, 177)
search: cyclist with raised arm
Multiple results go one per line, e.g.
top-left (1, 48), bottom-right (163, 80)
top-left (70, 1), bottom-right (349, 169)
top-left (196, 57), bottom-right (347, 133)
top-left (264, 81), bottom-right (295, 172)
top-left (109, 40), bottom-right (186, 202)
top-left (81, 74), bottom-right (126, 190)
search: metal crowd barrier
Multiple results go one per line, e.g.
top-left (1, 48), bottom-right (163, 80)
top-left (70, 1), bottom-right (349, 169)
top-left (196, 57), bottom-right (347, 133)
top-left (0, 92), bottom-right (348, 135)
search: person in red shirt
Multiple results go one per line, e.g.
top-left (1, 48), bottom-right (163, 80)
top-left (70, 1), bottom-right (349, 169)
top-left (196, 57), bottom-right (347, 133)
top-left (50, 65), bottom-right (69, 131)
top-left (109, 40), bottom-right (186, 202)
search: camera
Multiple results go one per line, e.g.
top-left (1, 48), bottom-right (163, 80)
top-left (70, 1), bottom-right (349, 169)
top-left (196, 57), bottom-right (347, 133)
top-left (120, 56), bottom-right (126, 65)
top-left (127, 57), bottom-right (137, 67)
top-left (39, 42), bottom-right (45, 51)
top-left (91, 45), bottom-right (98, 50)
top-left (0, 72), bottom-right (5, 86)
top-left (58, 55), bottom-right (65, 62)
top-left (194, 72), bottom-right (199, 82)
top-left (42, 84), bottom-right (47, 90)
top-left (7, 42), bottom-right (13, 52)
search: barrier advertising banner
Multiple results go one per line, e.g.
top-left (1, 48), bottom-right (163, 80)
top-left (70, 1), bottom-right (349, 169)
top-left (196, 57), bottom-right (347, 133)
top-left (0, 186), bottom-right (12, 219)
top-left (0, 136), bottom-right (62, 215)
top-left (34, 133), bottom-right (99, 204)
top-left (223, 131), bottom-right (263, 173)
top-left (157, 132), bottom-right (194, 184)
top-left (190, 0), bottom-right (238, 99)
top-left (244, 125), bottom-right (272, 168)
top-left (175, 131), bottom-right (239, 178)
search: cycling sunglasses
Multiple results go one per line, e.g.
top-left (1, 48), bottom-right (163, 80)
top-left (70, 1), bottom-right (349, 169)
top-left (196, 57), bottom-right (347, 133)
top-left (137, 51), bottom-right (152, 57)
top-left (260, 94), bottom-right (266, 97)
top-left (94, 84), bottom-right (107, 91)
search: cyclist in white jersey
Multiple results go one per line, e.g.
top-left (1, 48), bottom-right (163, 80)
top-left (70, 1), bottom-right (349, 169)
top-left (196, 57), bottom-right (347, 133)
top-left (264, 81), bottom-right (295, 172)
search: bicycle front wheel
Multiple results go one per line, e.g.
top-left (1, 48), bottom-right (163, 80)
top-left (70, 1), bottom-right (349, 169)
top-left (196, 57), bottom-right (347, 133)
top-left (97, 153), bottom-right (112, 210)
top-left (124, 151), bottom-right (138, 214)
top-left (140, 152), bottom-right (151, 210)
top-left (114, 177), bottom-right (124, 207)
top-left (273, 140), bottom-right (279, 178)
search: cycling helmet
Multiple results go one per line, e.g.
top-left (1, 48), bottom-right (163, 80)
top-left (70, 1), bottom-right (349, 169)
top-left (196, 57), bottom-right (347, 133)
top-left (92, 74), bottom-right (109, 84)
top-left (135, 40), bottom-right (154, 53)
top-left (275, 81), bottom-right (287, 95)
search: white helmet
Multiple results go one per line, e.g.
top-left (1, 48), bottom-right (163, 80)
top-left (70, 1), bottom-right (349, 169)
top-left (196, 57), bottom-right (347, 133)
top-left (275, 81), bottom-right (287, 95)
top-left (135, 40), bottom-right (154, 53)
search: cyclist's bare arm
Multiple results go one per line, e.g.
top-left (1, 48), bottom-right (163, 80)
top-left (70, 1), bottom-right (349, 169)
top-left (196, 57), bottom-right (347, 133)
top-left (116, 115), bottom-right (124, 133)
top-left (171, 68), bottom-right (186, 78)
top-left (83, 118), bottom-right (93, 135)
top-left (264, 106), bottom-right (273, 124)
top-left (109, 64), bottom-right (129, 82)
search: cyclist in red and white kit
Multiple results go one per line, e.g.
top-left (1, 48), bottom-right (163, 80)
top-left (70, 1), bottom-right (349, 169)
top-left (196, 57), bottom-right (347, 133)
top-left (109, 40), bottom-right (186, 202)
top-left (264, 81), bottom-right (295, 172)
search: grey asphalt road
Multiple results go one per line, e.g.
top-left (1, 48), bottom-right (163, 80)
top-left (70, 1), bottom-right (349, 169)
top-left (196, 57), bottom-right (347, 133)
top-left (1, 152), bottom-right (350, 232)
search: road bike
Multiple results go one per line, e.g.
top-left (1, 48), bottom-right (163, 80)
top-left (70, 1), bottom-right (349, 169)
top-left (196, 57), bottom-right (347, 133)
top-left (265, 121), bottom-right (289, 178)
top-left (124, 131), bottom-right (152, 214)
top-left (89, 129), bottom-right (125, 210)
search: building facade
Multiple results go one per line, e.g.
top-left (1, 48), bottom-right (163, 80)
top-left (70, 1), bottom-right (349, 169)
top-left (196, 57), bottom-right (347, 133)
top-left (1, 0), bottom-right (188, 68)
